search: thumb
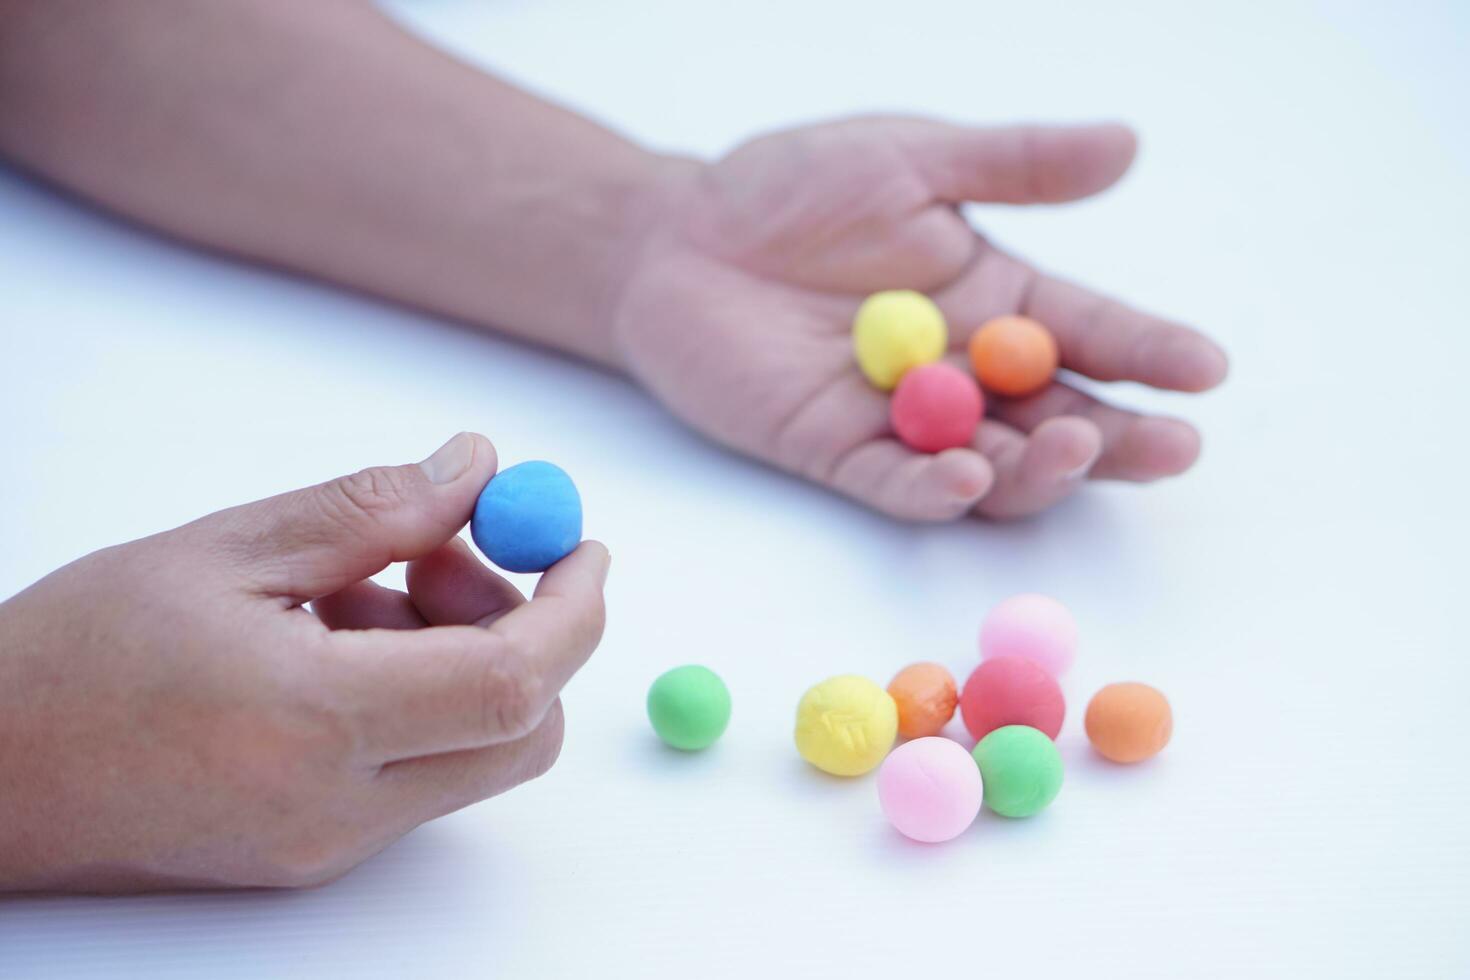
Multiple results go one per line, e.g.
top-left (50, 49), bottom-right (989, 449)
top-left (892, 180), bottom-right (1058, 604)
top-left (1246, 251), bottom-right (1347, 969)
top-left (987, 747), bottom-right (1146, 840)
top-left (204, 432), bottom-right (498, 601)
top-left (901, 121), bottom-right (1138, 205)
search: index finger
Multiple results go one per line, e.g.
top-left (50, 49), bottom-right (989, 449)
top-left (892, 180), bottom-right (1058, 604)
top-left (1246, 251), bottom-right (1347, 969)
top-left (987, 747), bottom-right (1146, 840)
top-left (953, 246), bottom-right (1229, 392)
top-left (325, 541), bottom-right (610, 762)
top-left (1022, 268), bottom-right (1230, 392)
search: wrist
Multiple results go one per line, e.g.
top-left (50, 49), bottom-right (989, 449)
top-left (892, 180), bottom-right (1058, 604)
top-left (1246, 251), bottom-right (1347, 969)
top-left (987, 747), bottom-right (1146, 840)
top-left (441, 139), bottom-right (702, 373)
top-left (591, 151), bottom-right (703, 372)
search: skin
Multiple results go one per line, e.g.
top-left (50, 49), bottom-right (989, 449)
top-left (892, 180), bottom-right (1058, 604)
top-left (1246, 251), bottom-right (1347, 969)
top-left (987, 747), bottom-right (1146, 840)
top-left (0, 1), bottom-right (1226, 891)
top-left (620, 117), bottom-right (1227, 519)
top-left (0, 434), bottom-right (608, 891)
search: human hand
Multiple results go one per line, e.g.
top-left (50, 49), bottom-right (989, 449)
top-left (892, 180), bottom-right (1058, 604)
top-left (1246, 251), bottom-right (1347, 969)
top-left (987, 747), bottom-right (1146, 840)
top-left (614, 118), bottom-right (1228, 520)
top-left (0, 433), bottom-right (609, 892)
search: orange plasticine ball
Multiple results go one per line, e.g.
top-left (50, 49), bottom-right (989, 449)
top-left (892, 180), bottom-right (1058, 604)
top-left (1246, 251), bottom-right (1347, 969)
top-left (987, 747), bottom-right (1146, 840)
top-left (968, 315), bottom-right (1059, 397)
top-left (887, 662), bottom-right (958, 739)
top-left (1084, 682), bottom-right (1173, 763)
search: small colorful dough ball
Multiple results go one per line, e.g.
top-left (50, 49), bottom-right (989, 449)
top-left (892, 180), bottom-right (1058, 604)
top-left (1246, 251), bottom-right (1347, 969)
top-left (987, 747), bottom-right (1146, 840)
top-left (794, 675), bottom-right (898, 776)
top-left (1085, 682), bottom-right (1172, 763)
top-left (980, 593), bottom-right (1078, 677)
top-left (887, 662), bottom-right (958, 739)
top-left (890, 363), bottom-right (984, 453)
top-left (959, 656), bottom-right (1065, 741)
top-left (647, 665), bottom-right (732, 751)
top-left (968, 315), bottom-right (1059, 398)
top-left (971, 725), bottom-right (1064, 818)
top-left (852, 290), bottom-right (947, 390)
top-left (471, 461), bottom-right (582, 573)
top-left (877, 737), bottom-right (984, 843)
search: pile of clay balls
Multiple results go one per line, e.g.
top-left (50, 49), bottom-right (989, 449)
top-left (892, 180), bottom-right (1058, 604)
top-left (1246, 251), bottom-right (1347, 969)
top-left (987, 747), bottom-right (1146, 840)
top-left (853, 290), bottom-right (1061, 452)
top-left (473, 443), bottom-right (1171, 846)
top-left (646, 594), bottom-right (1172, 844)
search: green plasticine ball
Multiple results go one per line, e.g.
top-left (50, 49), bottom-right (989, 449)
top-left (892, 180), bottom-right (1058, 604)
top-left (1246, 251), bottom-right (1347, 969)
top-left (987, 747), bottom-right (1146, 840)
top-left (972, 724), bottom-right (1064, 818)
top-left (647, 665), bottom-right (731, 751)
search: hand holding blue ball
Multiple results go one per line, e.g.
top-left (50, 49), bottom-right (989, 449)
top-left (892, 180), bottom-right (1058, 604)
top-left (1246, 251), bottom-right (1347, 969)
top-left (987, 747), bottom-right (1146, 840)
top-left (471, 461), bottom-right (583, 573)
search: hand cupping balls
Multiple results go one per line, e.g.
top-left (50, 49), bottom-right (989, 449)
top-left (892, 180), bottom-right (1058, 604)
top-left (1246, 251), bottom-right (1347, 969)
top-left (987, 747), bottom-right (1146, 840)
top-left (851, 292), bottom-right (1061, 455)
top-left (471, 461), bottom-right (582, 573)
top-left (794, 675), bottom-right (898, 776)
top-left (647, 665), bottom-right (732, 751)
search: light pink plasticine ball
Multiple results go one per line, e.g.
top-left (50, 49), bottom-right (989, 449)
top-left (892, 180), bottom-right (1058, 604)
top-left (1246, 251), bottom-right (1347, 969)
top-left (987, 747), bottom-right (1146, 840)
top-left (876, 737), bottom-right (984, 843)
top-left (979, 593), bottom-right (1078, 677)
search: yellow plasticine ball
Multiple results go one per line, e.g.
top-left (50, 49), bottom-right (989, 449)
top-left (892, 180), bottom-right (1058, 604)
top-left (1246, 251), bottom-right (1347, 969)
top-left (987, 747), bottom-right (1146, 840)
top-left (852, 290), bottom-right (947, 390)
top-left (794, 675), bottom-right (899, 776)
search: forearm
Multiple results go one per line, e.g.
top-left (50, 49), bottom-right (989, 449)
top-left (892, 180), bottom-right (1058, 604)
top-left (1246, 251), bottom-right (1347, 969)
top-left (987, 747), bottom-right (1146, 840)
top-left (0, 0), bottom-right (689, 366)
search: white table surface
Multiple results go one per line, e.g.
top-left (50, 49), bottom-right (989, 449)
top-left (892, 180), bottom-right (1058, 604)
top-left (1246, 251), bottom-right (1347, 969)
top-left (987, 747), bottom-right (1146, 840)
top-left (2, 1), bottom-right (1467, 976)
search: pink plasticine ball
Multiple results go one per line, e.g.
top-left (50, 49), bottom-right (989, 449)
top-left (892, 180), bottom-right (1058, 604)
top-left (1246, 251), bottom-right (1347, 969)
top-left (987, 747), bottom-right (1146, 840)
top-left (979, 593), bottom-right (1078, 676)
top-left (889, 363), bottom-right (984, 453)
top-left (959, 656), bottom-right (1066, 741)
top-left (876, 736), bottom-right (984, 843)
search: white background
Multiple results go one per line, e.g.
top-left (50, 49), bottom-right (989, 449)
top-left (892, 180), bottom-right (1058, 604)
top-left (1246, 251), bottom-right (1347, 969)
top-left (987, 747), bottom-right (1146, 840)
top-left (2, 1), bottom-right (1467, 976)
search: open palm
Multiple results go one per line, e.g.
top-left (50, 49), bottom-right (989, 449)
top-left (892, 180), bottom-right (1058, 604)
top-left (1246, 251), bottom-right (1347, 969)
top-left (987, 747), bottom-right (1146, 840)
top-left (613, 117), bottom-right (1228, 520)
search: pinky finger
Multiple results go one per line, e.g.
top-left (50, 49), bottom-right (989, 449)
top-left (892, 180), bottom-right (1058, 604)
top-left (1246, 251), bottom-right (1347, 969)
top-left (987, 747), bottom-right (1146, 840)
top-left (972, 416), bottom-right (1102, 520)
top-left (828, 439), bottom-right (995, 522)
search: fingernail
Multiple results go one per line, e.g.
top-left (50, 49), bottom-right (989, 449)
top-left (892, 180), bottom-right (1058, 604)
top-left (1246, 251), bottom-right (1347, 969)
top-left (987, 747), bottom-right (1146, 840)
top-left (599, 549), bottom-right (612, 587)
top-left (1064, 447), bottom-right (1103, 481)
top-left (420, 432), bottom-right (475, 485)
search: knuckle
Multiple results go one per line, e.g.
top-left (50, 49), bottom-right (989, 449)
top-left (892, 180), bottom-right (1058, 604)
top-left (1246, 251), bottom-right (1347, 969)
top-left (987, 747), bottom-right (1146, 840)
top-left (579, 595), bottom-right (608, 652)
top-left (242, 726), bottom-right (362, 887)
top-left (1018, 125), bottom-right (1046, 200)
top-left (1079, 300), bottom-right (1126, 378)
top-left (258, 833), bottom-right (349, 889)
top-left (476, 644), bottom-right (546, 740)
top-left (322, 466), bottom-right (417, 527)
top-left (276, 664), bottom-right (363, 767)
top-left (912, 216), bottom-right (972, 278)
top-left (522, 701), bottom-right (565, 781)
top-left (293, 700), bottom-right (360, 769)
top-left (235, 681), bottom-right (361, 804)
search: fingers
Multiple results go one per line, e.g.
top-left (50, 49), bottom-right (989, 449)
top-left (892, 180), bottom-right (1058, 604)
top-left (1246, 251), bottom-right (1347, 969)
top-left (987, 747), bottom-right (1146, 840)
top-left (203, 432), bottom-right (498, 601)
top-left (988, 381), bottom-right (1203, 481)
top-left (820, 390), bottom-right (1183, 521)
top-left (769, 361), bottom-right (992, 522)
top-left (938, 245), bottom-right (1229, 392)
top-left (1022, 269), bottom-right (1230, 392)
top-left (324, 542), bottom-right (609, 761)
top-left (485, 540), bottom-right (609, 698)
top-left (315, 537), bottom-right (522, 631)
top-left (901, 121), bottom-right (1138, 205)
top-left (972, 416), bottom-right (1103, 520)
top-left (828, 440), bottom-right (995, 522)
top-left (375, 701), bottom-right (565, 825)
top-left (313, 581), bottom-right (427, 631)
top-left (406, 536), bottom-right (524, 627)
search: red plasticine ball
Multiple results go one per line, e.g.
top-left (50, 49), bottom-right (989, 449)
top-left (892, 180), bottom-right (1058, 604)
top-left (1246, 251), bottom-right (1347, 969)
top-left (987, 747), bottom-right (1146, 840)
top-left (960, 656), bottom-right (1065, 742)
top-left (889, 363), bottom-right (984, 453)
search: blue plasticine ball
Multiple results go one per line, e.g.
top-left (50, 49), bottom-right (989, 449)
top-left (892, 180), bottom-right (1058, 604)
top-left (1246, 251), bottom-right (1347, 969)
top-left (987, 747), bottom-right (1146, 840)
top-left (470, 461), bottom-right (583, 573)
